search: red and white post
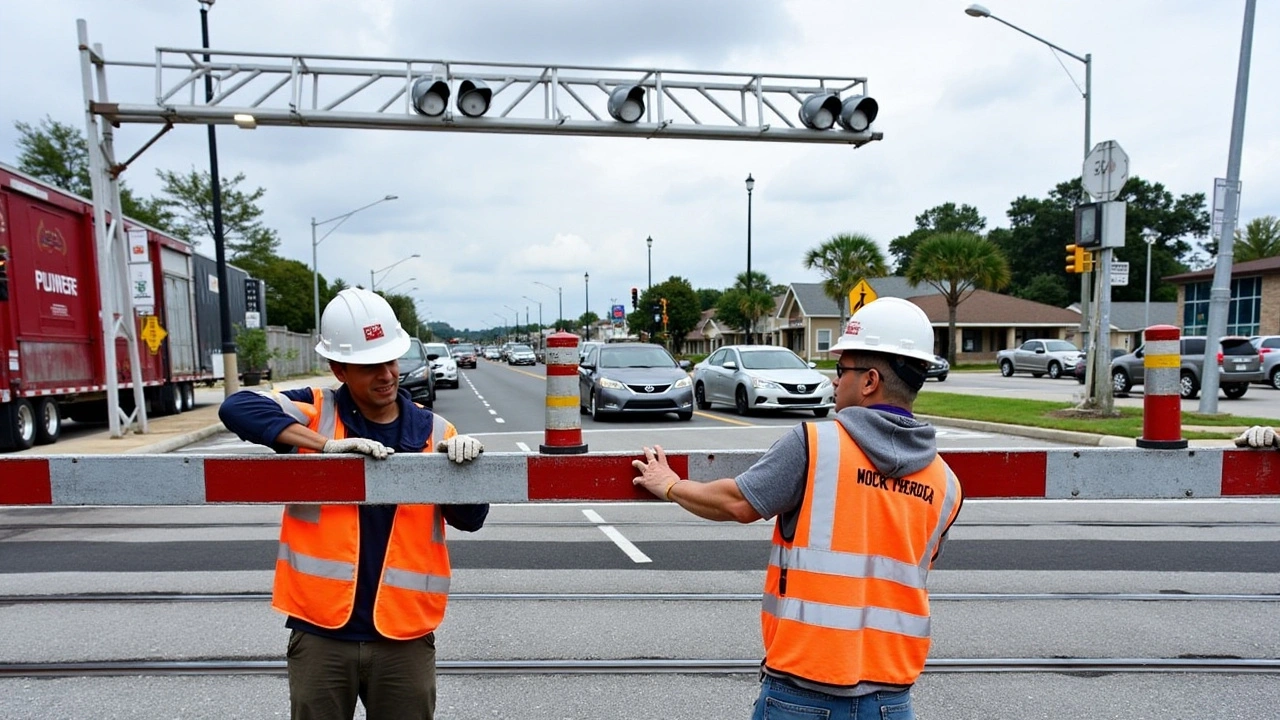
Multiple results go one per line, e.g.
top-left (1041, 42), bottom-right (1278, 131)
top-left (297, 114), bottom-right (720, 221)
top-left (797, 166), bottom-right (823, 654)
top-left (540, 332), bottom-right (588, 454)
top-left (1136, 325), bottom-right (1187, 450)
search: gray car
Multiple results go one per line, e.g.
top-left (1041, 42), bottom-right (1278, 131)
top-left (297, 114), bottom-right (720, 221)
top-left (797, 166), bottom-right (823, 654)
top-left (579, 343), bottom-right (694, 421)
top-left (996, 339), bottom-right (1083, 379)
top-left (1111, 335), bottom-right (1262, 400)
top-left (1250, 336), bottom-right (1280, 390)
top-left (693, 345), bottom-right (834, 417)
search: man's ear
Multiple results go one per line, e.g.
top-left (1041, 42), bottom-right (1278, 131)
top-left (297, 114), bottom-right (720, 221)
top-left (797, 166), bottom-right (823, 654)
top-left (330, 361), bottom-right (348, 383)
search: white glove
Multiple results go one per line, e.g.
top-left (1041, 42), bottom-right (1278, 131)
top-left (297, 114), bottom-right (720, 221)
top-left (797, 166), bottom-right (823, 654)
top-left (437, 435), bottom-right (484, 463)
top-left (1234, 426), bottom-right (1279, 449)
top-left (322, 437), bottom-right (395, 460)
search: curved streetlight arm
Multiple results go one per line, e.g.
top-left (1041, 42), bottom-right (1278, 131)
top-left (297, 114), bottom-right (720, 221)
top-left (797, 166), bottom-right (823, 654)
top-left (382, 278), bottom-right (417, 294)
top-left (981, 13), bottom-right (1088, 64)
top-left (314, 194), bottom-right (397, 248)
top-left (370, 253), bottom-right (420, 288)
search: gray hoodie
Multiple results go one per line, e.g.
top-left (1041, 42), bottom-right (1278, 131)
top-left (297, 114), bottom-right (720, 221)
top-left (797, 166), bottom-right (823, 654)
top-left (736, 405), bottom-right (938, 521)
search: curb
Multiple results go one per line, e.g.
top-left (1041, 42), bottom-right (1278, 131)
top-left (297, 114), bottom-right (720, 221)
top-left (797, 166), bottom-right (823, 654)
top-left (916, 414), bottom-right (1135, 447)
top-left (126, 422), bottom-right (227, 455)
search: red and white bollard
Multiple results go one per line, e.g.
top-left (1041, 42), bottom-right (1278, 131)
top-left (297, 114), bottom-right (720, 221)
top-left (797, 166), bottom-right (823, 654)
top-left (540, 332), bottom-right (588, 454)
top-left (1136, 325), bottom-right (1187, 450)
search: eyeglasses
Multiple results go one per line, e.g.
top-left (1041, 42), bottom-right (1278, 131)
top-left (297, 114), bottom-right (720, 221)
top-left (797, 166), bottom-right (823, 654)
top-left (834, 365), bottom-right (872, 379)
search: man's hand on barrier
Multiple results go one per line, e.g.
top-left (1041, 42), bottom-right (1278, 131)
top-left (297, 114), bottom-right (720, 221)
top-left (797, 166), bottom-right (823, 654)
top-left (437, 435), bottom-right (484, 463)
top-left (632, 445), bottom-right (683, 500)
top-left (322, 438), bottom-right (396, 460)
top-left (1234, 426), bottom-right (1279, 449)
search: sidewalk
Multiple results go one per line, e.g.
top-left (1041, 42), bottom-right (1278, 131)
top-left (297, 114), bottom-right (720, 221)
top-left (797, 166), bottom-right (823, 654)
top-left (18, 375), bottom-right (334, 456)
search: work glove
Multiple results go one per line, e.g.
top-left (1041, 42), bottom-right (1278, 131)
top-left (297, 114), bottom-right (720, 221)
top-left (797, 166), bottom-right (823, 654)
top-left (437, 435), bottom-right (484, 463)
top-left (322, 437), bottom-right (395, 460)
top-left (1233, 426), bottom-right (1279, 449)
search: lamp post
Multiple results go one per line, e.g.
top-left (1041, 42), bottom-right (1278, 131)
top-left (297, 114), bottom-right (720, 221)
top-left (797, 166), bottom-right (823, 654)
top-left (504, 304), bottom-right (520, 341)
top-left (745, 173), bottom-right (755, 345)
top-left (382, 279), bottom-right (417, 294)
top-left (311, 194), bottom-right (398, 346)
top-left (1143, 229), bottom-right (1158, 331)
top-left (964, 3), bottom-right (1096, 401)
top-left (646, 235), bottom-right (653, 290)
top-left (522, 295), bottom-right (544, 346)
top-left (491, 313), bottom-right (508, 343)
top-left (584, 272), bottom-right (590, 341)
top-left (370, 253), bottom-right (420, 291)
top-left (534, 281), bottom-right (563, 330)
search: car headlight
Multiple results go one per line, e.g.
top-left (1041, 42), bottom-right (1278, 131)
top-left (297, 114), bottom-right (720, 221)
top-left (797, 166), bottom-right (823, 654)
top-left (406, 365), bottom-right (428, 380)
top-left (818, 378), bottom-right (832, 389)
top-left (752, 377), bottom-right (782, 390)
top-left (599, 377), bottom-right (625, 390)
top-left (674, 376), bottom-right (692, 389)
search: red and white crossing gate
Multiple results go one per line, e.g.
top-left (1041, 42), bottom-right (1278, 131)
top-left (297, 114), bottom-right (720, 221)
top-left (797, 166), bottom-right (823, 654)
top-left (0, 448), bottom-right (1277, 506)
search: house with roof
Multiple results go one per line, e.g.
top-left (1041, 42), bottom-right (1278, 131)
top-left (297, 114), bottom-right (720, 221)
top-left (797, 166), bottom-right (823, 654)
top-left (1067, 301), bottom-right (1178, 352)
top-left (1164, 256), bottom-right (1280, 337)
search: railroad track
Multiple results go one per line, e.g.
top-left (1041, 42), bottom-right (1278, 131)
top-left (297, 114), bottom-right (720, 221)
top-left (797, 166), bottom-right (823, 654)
top-left (2, 657), bottom-right (1277, 679)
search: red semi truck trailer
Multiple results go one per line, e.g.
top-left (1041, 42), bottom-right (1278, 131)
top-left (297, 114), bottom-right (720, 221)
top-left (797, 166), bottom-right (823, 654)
top-left (0, 163), bottom-right (209, 450)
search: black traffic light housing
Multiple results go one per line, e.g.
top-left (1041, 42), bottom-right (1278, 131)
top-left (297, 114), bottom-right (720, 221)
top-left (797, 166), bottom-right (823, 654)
top-left (630, 287), bottom-right (638, 309)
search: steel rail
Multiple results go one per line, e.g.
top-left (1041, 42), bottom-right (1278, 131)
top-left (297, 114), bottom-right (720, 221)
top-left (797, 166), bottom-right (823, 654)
top-left (3, 592), bottom-right (1276, 605)
top-left (2, 657), bottom-right (1277, 679)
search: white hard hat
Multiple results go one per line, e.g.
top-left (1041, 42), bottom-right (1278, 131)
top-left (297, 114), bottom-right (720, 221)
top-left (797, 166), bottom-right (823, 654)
top-left (829, 297), bottom-right (936, 364)
top-left (315, 288), bottom-right (411, 364)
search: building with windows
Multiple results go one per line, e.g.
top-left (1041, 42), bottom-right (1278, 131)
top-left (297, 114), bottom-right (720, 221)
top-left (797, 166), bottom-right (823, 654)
top-left (1165, 256), bottom-right (1280, 336)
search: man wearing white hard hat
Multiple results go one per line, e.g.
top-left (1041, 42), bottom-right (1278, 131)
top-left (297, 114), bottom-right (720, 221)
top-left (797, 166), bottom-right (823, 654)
top-left (633, 297), bottom-right (963, 718)
top-left (221, 287), bottom-right (487, 720)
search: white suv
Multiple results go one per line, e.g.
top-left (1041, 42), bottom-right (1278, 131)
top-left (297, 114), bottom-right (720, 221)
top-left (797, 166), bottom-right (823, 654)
top-left (422, 342), bottom-right (459, 388)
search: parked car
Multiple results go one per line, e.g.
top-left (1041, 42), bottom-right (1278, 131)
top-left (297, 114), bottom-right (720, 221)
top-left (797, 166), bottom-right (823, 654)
top-left (1110, 335), bottom-right (1262, 400)
top-left (692, 345), bottom-right (834, 417)
top-left (507, 344), bottom-right (537, 366)
top-left (1249, 336), bottom-right (1280, 389)
top-left (996, 339), bottom-right (1083, 379)
top-left (451, 342), bottom-right (478, 369)
top-left (1074, 348), bottom-right (1128, 384)
top-left (925, 355), bottom-right (949, 382)
top-left (579, 343), bottom-right (694, 421)
top-left (422, 341), bottom-right (459, 388)
top-left (397, 338), bottom-right (436, 407)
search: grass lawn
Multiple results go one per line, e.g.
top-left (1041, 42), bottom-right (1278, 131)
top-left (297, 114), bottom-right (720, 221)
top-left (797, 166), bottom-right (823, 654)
top-left (914, 391), bottom-right (1271, 440)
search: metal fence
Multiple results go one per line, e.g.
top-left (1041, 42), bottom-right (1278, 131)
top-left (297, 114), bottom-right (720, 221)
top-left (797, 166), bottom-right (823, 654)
top-left (266, 326), bottom-right (315, 378)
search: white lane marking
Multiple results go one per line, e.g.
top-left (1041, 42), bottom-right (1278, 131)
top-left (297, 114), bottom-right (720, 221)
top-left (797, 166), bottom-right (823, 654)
top-left (581, 509), bottom-right (651, 563)
top-left (515, 441), bottom-right (532, 453)
top-left (495, 418), bottom-right (505, 424)
top-left (488, 409), bottom-right (498, 415)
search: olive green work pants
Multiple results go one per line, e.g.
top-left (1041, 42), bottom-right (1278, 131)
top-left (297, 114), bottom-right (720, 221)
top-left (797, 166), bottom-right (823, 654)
top-left (287, 629), bottom-right (437, 720)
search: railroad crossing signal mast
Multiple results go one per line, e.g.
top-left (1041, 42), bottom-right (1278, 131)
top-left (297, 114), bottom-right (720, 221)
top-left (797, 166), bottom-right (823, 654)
top-left (76, 19), bottom-right (883, 436)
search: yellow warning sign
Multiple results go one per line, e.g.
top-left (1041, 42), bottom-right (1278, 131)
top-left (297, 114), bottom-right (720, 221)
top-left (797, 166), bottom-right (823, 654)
top-left (141, 315), bottom-right (167, 355)
top-left (848, 279), bottom-right (878, 314)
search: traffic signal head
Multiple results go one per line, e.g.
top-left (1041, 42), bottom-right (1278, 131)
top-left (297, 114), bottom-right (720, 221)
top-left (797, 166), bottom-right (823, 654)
top-left (630, 287), bottom-right (639, 309)
top-left (1064, 244), bottom-right (1095, 274)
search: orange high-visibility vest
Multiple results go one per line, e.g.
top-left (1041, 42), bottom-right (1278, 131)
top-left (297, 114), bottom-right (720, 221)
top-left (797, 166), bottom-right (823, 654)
top-left (761, 421), bottom-right (962, 688)
top-left (266, 388), bottom-right (454, 640)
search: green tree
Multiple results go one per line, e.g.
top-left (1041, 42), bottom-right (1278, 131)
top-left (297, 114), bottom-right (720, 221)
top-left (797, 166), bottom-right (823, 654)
top-left (379, 292), bottom-right (421, 339)
top-left (696, 287), bottom-right (723, 311)
top-left (1015, 273), bottom-right (1070, 307)
top-left (578, 311), bottom-right (600, 338)
top-left (888, 203), bottom-right (986, 274)
top-left (13, 116), bottom-right (172, 229)
top-left (802, 232), bottom-right (887, 324)
top-left (627, 277), bottom-right (699, 351)
top-left (905, 232), bottom-right (1011, 365)
top-left (155, 167), bottom-right (278, 261)
top-left (235, 255), bottom-right (320, 333)
top-left (1233, 216), bottom-right (1280, 262)
top-left (714, 270), bottom-right (777, 341)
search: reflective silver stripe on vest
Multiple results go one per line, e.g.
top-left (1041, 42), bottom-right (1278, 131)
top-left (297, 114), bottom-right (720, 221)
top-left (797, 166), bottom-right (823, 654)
top-left (806, 422), bottom-right (841, 550)
top-left (919, 464), bottom-right (960, 571)
top-left (257, 390), bottom-right (310, 425)
top-left (278, 542), bottom-right (355, 581)
top-left (286, 504), bottom-right (322, 523)
top-left (316, 388), bottom-right (338, 440)
top-left (383, 567), bottom-right (452, 594)
top-left (762, 592), bottom-right (931, 638)
top-left (769, 545), bottom-right (927, 590)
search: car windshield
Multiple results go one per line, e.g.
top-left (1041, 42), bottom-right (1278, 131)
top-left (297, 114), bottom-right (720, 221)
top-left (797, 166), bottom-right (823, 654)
top-left (399, 344), bottom-right (423, 361)
top-left (453, 344), bottom-right (475, 353)
top-left (424, 344), bottom-right (449, 357)
top-left (1044, 341), bottom-right (1079, 353)
top-left (512, 345), bottom-right (533, 353)
top-left (739, 349), bottom-right (808, 370)
top-left (599, 346), bottom-right (675, 368)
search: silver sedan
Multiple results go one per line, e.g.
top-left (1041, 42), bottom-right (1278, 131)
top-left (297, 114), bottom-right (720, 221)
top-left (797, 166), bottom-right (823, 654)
top-left (693, 345), bottom-right (835, 417)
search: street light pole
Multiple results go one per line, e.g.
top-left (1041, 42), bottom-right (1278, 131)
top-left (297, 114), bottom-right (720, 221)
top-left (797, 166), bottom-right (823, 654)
top-left (745, 173), bottom-right (755, 345)
top-left (646, 235), bottom-right (653, 290)
top-left (1143, 229), bottom-right (1158, 331)
top-left (522, 295), bottom-right (544, 345)
top-left (584, 272), bottom-right (590, 341)
top-left (533, 281), bottom-right (562, 329)
top-left (504, 305), bottom-right (520, 340)
top-left (311, 194), bottom-right (398, 349)
top-left (370, 253), bottom-right (420, 291)
top-left (964, 4), bottom-right (1096, 402)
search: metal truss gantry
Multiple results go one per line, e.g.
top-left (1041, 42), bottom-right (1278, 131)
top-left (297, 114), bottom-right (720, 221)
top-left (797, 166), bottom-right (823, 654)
top-left (76, 18), bottom-right (884, 436)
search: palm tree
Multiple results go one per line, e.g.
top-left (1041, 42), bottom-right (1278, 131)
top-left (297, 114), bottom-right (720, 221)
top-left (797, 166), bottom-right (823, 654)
top-left (803, 233), bottom-right (888, 324)
top-left (1234, 216), bottom-right (1280, 262)
top-left (905, 232), bottom-right (1011, 366)
top-left (717, 270), bottom-right (776, 343)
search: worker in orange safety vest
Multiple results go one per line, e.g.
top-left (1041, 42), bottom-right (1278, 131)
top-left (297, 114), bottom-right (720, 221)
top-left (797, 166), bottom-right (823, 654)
top-left (221, 287), bottom-right (487, 720)
top-left (633, 297), bottom-right (963, 718)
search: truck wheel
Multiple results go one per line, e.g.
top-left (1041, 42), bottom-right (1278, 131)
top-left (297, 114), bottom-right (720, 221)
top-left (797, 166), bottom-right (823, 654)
top-left (999, 360), bottom-right (1014, 377)
top-left (0, 399), bottom-right (37, 451)
top-left (182, 383), bottom-right (196, 411)
top-left (34, 399), bottom-right (61, 446)
top-left (163, 384), bottom-right (182, 415)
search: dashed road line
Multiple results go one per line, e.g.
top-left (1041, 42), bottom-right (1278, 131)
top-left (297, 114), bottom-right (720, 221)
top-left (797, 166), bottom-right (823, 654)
top-left (515, 442), bottom-right (532, 453)
top-left (581, 509), bottom-right (651, 563)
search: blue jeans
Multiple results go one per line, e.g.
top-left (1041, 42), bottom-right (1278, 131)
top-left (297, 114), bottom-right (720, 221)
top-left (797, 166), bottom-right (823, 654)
top-left (751, 676), bottom-right (915, 720)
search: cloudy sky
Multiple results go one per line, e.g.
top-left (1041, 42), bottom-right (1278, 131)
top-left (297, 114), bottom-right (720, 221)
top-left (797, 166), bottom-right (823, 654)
top-left (2, 1), bottom-right (1275, 332)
